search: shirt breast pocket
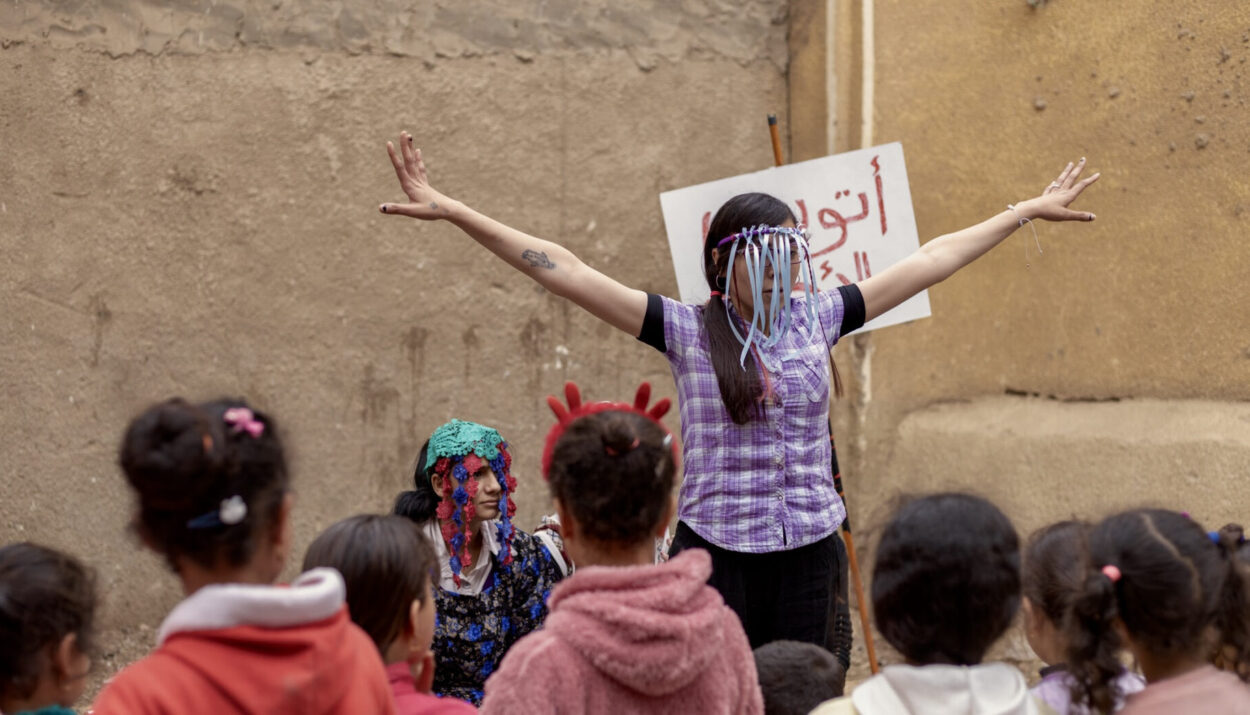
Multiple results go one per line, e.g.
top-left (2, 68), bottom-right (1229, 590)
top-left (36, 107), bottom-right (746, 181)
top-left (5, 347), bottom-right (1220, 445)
top-left (797, 347), bottom-right (830, 403)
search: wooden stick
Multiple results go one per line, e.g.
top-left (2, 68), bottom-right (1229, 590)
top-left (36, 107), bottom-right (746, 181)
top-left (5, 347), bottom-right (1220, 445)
top-left (832, 446), bottom-right (881, 674)
top-left (767, 112), bottom-right (880, 674)
top-left (767, 114), bottom-right (785, 167)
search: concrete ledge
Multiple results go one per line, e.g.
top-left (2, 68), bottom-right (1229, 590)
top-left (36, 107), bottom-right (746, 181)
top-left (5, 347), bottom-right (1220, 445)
top-left (877, 396), bottom-right (1250, 535)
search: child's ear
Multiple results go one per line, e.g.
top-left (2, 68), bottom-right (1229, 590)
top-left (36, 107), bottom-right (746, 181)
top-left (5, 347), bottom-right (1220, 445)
top-left (1020, 596), bottom-right (1044, 632)
top-left (52, 632), bottom-right (89, 701)
top-left (407, 599), bottom-right (422, 641)
top-left (53, 632), bottom-right (77, 677)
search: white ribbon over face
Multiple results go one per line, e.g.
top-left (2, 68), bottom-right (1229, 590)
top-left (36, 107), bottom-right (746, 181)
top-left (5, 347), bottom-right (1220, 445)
top-left (721, 225), bottom-right (819, 371)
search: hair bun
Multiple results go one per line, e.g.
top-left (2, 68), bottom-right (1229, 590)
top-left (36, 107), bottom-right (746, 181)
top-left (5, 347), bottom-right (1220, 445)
top-left (393, 489), bottom-right (439, 524)
top-left (119, 399), bottom-right (216, 510)
top-left (601, 421), bottom-right (640, 456)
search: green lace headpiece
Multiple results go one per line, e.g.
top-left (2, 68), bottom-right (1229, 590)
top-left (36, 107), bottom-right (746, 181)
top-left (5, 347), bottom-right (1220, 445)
top-left (424, 419), bottom-right (517, 585)
top-left (424, 419), bottom-right (505, 471)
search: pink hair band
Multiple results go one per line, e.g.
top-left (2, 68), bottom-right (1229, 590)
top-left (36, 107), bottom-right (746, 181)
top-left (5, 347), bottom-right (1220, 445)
top-left (1101, 565), bottom-right (1122, 583)
top-left (224, 407), bottom-right (264, 438)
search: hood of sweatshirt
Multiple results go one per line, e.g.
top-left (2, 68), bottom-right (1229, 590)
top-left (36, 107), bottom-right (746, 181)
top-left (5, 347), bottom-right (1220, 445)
top-left (852, 663), bottom-right (1042, 715)
top-left (543, 549), bottom-right (729, 697)
top-left (153, 568), bottom-right (379, 712)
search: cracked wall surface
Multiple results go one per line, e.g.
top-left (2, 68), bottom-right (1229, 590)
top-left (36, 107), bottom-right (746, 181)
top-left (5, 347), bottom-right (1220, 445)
top-left (0, 0), bottom-right (789, 692)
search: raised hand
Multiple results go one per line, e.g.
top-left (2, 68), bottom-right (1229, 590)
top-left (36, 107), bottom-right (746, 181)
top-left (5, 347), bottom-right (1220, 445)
top-left (379, 131), bottom-right (450, 220)
top-left (1027, 158), bottom-right (1101, 222)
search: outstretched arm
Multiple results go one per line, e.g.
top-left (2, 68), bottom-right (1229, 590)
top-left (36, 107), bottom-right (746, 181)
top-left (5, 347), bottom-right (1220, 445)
top-left (379, 132), bottom-right (648, 336)
top-left (858, 158), bottom-right (1100, 322)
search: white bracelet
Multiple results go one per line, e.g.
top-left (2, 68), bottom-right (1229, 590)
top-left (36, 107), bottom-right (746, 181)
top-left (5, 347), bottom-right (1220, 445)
top-left (1007, 204), bottom-right (1043, 269)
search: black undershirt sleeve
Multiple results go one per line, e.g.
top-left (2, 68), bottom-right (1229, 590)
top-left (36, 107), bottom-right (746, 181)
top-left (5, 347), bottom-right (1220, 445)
top-left (837, 284), bottom-right (866, 336)
top-left (636, 293), bottom-right (667, 353)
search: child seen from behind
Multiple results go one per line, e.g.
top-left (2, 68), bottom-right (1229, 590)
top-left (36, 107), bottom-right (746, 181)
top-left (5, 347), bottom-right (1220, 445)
top-left (479, 382), bottom-right (763, 714)
top-left (303, 515), bottom-right (476, 714)
top-left (0, 543), bottom-right (95, 715)
top-left (91, 398), bottom-right (394, 714)
top-left (1022, 520), bottom-right (1144, 713)
top-left (1066, 509), bottom-right (1250, 715)
top-left (812, 492), bottom-right (1048, 715)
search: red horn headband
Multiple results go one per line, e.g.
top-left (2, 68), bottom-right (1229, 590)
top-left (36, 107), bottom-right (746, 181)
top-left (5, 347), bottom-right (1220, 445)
top-left (540, 381), bottom-right (678, 480)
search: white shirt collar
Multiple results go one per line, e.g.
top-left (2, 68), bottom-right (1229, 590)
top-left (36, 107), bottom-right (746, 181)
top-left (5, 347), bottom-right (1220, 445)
top-left (423, 520), bottom-right (501, 597)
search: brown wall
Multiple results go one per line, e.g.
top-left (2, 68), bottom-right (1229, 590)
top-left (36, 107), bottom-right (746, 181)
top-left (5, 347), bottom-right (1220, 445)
top-left (5, 0), bottom-right (1249, 694)
top-left (790, 0), bottom-right (1250, 679)
top-left (847, 0), bottom-right (1250, 531)
top-left (0, 0), bottom-right (790, 687)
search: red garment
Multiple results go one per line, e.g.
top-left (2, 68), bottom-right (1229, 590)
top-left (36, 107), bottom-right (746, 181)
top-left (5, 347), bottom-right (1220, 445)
top-left (92, 569), bottom-right (395, 715)
top-left (1120, 665), bottom-right (1250, 715)
top-left (387, 661), bottom-right (477, 715)
top-left (479, 549), bottom-right (763, 714)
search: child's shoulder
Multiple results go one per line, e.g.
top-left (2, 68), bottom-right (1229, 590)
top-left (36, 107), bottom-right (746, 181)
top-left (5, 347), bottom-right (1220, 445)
top-left (90, 649), bottom-right (197, 713)
top-left (480, 630), bottom-right (575, 710)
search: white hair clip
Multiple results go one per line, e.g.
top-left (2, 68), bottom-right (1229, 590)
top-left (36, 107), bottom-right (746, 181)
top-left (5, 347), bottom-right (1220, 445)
top-left (186, 494), bottom-right (248, 529)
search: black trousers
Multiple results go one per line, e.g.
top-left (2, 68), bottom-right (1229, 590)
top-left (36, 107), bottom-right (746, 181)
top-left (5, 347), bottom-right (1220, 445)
top-left (669, 521), bottom-right (852, 667)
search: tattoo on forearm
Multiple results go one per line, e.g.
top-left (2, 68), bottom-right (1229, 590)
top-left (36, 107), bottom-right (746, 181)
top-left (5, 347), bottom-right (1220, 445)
top-left (429, 201), bottom-right (438, 210)
top-left (521, 249), bottom-right (556, 270)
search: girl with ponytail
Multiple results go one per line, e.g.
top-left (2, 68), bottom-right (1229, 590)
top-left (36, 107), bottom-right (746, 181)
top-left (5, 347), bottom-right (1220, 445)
top-left (392, 420), bottom-right (568, 706)
top-left (1065, 509), bottom-right (1250, 715)
top-left (93, 398), bottom-right (393, 715)
top-left (378, 129), bottom-right (1100, 648)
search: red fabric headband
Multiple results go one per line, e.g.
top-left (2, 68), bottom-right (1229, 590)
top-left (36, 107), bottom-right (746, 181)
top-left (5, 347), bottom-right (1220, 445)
top-left (540, 381), bottom-right (679, 480)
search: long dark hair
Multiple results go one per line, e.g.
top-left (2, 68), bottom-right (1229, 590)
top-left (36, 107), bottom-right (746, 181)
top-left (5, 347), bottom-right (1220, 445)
top-left (1065, 509), bottom-right (1250, 712)
top-left (703, 193), bottom-right (842, 424)
top-left (393, 439), bottom-right (438, 524)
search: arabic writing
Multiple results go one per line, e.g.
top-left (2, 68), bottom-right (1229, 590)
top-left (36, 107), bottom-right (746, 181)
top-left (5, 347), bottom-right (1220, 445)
top-left (698, 156), bottom-right (889, 287)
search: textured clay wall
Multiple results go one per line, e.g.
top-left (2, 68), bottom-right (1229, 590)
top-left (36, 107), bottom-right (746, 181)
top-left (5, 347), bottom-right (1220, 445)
top-left (845, 0), bottom-right (1250, 532)
top-left (0, 0), bottom-right (790, 687)
top-left (787, 0), bottom-right (1250, 679)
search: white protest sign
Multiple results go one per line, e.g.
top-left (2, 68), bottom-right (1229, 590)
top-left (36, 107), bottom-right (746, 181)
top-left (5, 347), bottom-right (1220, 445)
top-left (659, 142), bottom-right (930, 333)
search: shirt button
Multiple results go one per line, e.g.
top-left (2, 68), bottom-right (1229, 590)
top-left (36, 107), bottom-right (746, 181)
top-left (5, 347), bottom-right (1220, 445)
top-left (774, 455), bottom-right (783, 466)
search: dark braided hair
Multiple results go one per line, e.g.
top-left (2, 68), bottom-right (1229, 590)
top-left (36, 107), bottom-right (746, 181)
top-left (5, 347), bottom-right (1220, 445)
top-left (118, 398), bottom-right (288, 572)
top-left (1066, 509), bottom-right (1250, 713)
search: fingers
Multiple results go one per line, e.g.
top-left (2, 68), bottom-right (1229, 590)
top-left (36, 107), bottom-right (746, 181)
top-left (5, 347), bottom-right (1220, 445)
top-left (1073, 171), bottom-right (1101, 193)
top-left (414, 146), bottom-right (427, 181)
top-left (379, 202), bottom-right (426, 218)
top-left (1063, 157), bottom-right (1087, 188)
top-left (1054, 161), bottom-right (1075, 187)
top-left (399, 131), bottom-right (419, 179)
top-left (386, 141), bottom-right (408, 186)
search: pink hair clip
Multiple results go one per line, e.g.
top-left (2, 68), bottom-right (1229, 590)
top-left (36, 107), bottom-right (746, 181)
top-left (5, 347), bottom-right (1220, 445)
top-left (223, 407), bottom-right (264, 438)
top-left (1101, 564), bottom-right (1122, 583)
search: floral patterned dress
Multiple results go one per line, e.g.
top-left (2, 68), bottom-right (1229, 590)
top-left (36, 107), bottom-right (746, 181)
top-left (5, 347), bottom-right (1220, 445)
top-left (432, 528), bottom-right (565, 705)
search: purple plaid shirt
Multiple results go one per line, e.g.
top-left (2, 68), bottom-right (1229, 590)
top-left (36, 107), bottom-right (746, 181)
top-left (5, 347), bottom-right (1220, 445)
top-left (660, 290), bottom-right (847, 553)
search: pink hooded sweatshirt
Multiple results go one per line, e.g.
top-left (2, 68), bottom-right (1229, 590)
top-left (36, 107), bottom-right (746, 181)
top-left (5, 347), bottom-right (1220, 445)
top-left (480, 548), bottom-right (763, 715)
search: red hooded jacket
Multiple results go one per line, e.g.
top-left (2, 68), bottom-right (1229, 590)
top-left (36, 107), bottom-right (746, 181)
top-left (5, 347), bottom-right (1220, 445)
top-left (92, 568), bottom-right (395, 715)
